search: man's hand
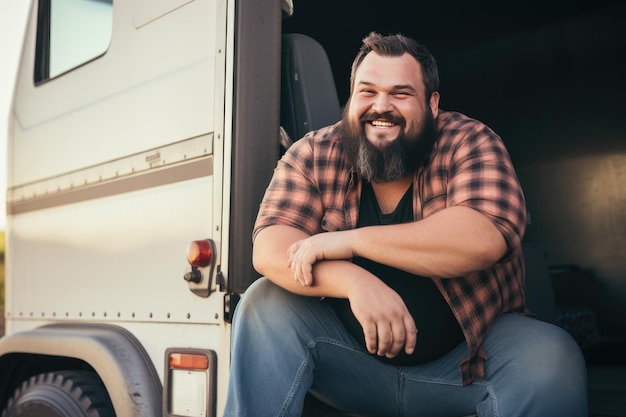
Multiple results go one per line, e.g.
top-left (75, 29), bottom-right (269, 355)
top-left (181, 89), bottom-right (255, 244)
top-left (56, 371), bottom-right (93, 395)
top-left (348, 275), bottom-right (418, 358)
top-left (287, 231), bottom-right (355, 286)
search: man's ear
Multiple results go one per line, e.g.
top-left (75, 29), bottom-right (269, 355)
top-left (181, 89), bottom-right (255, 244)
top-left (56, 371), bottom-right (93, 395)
top-left (429, 91), bottom-right (440, 118)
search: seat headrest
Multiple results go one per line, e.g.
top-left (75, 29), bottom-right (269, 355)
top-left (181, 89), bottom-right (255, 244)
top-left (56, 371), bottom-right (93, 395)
top-left (280, 34), bottom-right (342, 147)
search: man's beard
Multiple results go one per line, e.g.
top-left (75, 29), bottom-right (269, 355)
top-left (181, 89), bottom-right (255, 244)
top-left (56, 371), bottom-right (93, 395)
top-left (341, 106), bottom-right (437, 183)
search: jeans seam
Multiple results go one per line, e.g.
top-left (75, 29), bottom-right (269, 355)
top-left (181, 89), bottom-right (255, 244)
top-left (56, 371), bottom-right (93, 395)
top-left (403, 375), bottom-right (496, 417)
top-left (279, 353), bottom-right (310, 417)
top-left (278, 337), bottom-right (367, 417)
top-left (473, 379), bottom-right (498, 417)
top-left (398, 369), bottom-right (406, 417)
top-left (305, 336), bottom-right (368, 354)
top-left (403, 374), bottom-right (465, 387)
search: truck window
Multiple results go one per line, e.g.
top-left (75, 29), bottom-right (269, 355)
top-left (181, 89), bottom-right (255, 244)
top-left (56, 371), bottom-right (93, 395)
top-left (35, 0), bottom-right (112, 83)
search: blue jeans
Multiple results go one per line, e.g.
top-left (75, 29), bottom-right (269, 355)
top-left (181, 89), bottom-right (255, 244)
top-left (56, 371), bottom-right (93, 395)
top-left (223, 278), bottom-right (587, 417)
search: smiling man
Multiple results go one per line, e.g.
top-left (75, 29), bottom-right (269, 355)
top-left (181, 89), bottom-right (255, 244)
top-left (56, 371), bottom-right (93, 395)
top-left (343, 51), bottom-right (438, 185)
top-left (223, 32), bottom-right (587, 417)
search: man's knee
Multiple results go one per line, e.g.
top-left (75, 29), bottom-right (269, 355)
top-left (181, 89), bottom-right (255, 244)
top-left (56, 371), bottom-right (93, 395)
top-left (233, 277), bottom-right (284, 324)
top-left (487, 317), bottom-right (588, 416)
top-left (233, 277), bottom-right (319, 332)
top-left (504, 318), bottom-right (586, 384)
top-left (527, 323), bottom-right (586, 391)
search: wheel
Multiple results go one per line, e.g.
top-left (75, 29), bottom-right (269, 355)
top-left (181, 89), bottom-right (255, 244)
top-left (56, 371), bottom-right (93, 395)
top-left (1, 371), bottom-right (115, 417)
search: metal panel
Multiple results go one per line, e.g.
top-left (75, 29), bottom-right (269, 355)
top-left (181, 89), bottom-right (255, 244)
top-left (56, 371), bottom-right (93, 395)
top-left (227, 0), bottom-right (282, 294)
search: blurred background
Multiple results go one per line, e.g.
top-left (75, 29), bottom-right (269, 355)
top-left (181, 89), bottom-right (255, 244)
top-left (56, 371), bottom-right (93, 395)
top-left (0, 0), bottom-right (30, 334)
top-left (1, 1), bottom-right (31, 232)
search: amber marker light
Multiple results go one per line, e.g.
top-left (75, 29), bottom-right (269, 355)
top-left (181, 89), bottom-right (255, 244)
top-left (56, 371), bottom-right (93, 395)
top-left (169, 352), bottom-right (209, 370)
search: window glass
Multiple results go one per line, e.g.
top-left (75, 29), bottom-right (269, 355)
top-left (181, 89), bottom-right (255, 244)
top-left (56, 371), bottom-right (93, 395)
top-left (36, 0), bottom-right (113, 82)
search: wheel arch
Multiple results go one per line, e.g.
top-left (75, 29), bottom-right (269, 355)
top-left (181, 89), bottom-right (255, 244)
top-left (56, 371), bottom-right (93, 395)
top-left (0, 323), bottom-right (162, 417)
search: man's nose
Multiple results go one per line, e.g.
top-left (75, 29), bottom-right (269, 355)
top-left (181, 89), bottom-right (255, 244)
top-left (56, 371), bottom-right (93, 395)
top-left (371, 94), bottom-right (393, 113)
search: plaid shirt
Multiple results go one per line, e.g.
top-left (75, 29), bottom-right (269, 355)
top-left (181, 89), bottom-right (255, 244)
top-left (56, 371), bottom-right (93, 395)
top-left (254, 110), bottom-right (529, 384)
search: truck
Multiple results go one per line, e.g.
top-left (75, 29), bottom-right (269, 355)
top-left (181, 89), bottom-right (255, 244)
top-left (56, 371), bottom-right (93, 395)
top-left (1, 0), bottom-right (625, 416)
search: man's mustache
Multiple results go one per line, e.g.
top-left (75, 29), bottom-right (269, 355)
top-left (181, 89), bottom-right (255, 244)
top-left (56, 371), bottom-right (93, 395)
top-left (360, 111), bottom-right (405, 126)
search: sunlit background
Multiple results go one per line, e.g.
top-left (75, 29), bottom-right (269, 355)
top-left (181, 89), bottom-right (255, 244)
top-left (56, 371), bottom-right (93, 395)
top-left (0, 1), bottom-right (31, 231)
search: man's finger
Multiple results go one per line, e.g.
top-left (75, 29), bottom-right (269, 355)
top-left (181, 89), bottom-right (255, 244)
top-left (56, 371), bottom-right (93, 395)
top-left (404, 316), bottom-right (418, 355)
top-left (387, 320), bottom-right (407, 358)
top-left (362, 321), bottom-right (378, 355)
top-left (376, 323), bottom-right (393, 357)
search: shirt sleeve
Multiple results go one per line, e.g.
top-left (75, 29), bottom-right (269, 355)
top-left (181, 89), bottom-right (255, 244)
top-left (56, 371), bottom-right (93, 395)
top-left (445, 118), bottom-right (527, 253)
top-left (253, 134), bottom-right (325, 240)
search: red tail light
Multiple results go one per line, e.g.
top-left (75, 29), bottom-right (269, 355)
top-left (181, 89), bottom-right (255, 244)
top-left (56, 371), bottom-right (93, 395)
top-left (186, 240), bottom-right (213, 267)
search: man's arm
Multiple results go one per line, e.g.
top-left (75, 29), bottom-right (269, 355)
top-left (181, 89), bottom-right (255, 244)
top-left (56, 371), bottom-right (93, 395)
top-left (253, 224), bottom-right (418, 359)
top-left (254, 225), bottom-right (349, 298)
top-left (287, 206), bottom-right (507, 286)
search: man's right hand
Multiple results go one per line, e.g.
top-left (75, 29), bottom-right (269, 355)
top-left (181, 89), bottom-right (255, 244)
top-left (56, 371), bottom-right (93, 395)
top-left (347, 275), bottom-right (418, 358)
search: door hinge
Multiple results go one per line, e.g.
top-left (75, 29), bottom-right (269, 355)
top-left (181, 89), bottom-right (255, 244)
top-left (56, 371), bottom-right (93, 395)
top-left (224, 293), bottom-right (240, 324)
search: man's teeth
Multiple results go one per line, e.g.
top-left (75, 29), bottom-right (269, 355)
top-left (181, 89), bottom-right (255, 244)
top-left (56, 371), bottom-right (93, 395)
top-left (371, 120), bottom-right (395, 127)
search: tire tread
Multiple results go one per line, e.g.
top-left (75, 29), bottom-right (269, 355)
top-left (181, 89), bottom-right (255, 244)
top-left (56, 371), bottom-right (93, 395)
top-left (1, 371), bottom-right (115, 417)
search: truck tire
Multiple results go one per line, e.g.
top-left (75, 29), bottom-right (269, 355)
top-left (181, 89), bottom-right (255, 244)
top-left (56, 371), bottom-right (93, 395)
top-left (1, 371), bottom-right (115, 417)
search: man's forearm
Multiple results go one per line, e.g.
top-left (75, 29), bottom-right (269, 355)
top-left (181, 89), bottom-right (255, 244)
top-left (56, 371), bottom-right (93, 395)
top-left (253, 225), bottom-right (366, 298)
top-left (351, 206), bottom-right (507, 278)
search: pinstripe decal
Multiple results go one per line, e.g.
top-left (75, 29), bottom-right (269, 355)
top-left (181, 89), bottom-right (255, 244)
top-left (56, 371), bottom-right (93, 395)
top-left (8, 134), bottom-right (214, 214)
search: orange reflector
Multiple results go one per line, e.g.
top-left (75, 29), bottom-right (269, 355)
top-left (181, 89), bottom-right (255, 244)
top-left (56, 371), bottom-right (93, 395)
top-left (186, 240), bottom-right (213, 267)
top-left (169, 353), bottom-right (209, 370)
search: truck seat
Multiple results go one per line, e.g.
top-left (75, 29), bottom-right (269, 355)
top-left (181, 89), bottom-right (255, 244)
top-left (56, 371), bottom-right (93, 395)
top-left (280, 33), bottom-right (342, 149)
top-left (522, 243), bottom-right (558, 324)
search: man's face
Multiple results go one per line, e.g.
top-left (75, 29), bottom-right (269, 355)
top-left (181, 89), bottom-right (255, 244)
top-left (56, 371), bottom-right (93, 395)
top-left (343, 52), bottom-right (440, 182)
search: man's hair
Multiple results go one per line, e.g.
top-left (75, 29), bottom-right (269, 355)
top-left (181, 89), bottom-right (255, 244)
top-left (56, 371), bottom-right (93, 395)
top-left (350, 32), bottom-right (440, 98)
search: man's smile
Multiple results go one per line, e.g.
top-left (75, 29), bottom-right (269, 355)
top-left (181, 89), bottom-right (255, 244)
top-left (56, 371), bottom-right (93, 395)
top-left (370, 119), bottom-right (397, 128)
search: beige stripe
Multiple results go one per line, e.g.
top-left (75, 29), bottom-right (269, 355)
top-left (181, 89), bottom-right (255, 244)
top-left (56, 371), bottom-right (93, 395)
top-left (7, 158), bottom-right (213, 215)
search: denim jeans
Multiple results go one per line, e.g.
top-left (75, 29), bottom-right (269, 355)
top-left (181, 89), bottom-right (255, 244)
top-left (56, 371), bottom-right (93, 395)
top-left (223, 278), bottom-right (587, 417)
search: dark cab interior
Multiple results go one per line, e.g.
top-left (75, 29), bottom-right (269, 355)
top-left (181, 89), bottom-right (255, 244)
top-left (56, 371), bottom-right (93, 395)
top-left (278, 0), bottom-right (626, 415)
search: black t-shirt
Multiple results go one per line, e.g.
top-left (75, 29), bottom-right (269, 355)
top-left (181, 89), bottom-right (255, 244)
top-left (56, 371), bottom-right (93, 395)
top-left (326, 182), bottom-right (464, 366)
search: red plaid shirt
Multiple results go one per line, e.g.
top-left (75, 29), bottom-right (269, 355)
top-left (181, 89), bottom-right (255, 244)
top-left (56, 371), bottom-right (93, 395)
top-left (254, 110), bottom-right (529, 384)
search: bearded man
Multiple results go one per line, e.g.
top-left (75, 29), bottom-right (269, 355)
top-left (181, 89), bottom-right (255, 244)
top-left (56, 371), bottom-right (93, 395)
top-left (223, 32), bottom-right (587, 417)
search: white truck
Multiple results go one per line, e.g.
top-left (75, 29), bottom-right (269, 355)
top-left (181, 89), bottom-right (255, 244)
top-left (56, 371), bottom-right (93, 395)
top-left (0, 0), bottom-right (309, 416)
top-left (2, 0), bottom-right (625, 416)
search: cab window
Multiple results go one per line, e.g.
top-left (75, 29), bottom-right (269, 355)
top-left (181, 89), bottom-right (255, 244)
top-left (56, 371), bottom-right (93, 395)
top-left (35, 0), bottom-right (113, 83)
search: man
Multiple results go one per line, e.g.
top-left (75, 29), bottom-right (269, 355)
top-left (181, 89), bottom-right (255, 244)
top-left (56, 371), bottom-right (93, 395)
top-left (224, 32), bottom-right (587, 417)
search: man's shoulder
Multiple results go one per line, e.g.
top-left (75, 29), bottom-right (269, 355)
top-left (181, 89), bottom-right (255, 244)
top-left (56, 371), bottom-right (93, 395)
top-left (289, 121), bottom-right (344, 154)
top-left (437, 110), bottom-right (488, 131)
top-left (304, 121), bottom-right (343, 144)
top-left (436, 110), bottom-right (499, 144)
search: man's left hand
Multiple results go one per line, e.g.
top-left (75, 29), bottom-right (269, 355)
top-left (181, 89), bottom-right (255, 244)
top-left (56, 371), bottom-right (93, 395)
top-left (287, 231), bottom-right (355, 286)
